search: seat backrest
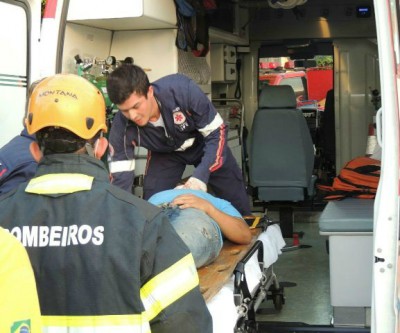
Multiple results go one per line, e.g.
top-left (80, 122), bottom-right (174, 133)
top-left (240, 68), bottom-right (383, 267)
top-left (258, 84), bottom-right (297, 109)
top-left (249, 85), bottom-right (315, 201)
top-left (320, 89), bottom-right (335, 164)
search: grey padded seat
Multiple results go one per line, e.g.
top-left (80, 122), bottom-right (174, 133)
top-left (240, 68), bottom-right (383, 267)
top-left (249, 85), bottom-right (316, 238)
top-left (249, 85), bottom-right (315, 202)
top-left (319, 198), bottom-right (374, 233)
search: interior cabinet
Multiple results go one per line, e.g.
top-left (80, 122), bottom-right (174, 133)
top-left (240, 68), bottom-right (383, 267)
top-left (211, 44), bottom-right (237, 82)
top-left (67, 0), bottom-right (176, 30)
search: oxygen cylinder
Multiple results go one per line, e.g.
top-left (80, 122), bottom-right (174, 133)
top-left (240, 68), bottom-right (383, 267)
top-left (93, 75), bottom-right (111, 108)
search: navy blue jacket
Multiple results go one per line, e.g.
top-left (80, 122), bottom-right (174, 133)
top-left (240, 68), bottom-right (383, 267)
top-left (0, 128), bottom-right (37, 196)
top-left (109, 74), bottom-right (227, 192)
top-left (0, 154), bottom-right (212, 332)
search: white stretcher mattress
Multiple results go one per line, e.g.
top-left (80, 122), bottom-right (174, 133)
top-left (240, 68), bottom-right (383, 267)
top-left (206, 224), bottom-right (285, 333)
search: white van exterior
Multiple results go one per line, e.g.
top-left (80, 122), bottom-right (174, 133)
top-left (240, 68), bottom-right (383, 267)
top-left (0, 0), bottom-right (41, 146)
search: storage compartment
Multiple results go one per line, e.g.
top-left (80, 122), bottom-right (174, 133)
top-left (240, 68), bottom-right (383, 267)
top-left (211, 44), bottom-right (237, 82)
top-left (67, 0), bottom-right (176, 30)
top-left (329, 234), bottom-right (373, 307)
top-left (319, 199), bottom-right (374, 326)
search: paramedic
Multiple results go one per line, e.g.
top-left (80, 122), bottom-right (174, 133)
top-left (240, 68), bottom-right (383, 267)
top-left (106, 64), bottom-right (251, 215)
top-left (0, 126), bottom-right (36, 195)
top-left (0, 79), bottom-right (44, 196)
top-left (149, 188), bottom-right (252, 267)
top-left (0, 74), bottom-right (212, 333)
top-left (0, 227), bottom-right (42, 333)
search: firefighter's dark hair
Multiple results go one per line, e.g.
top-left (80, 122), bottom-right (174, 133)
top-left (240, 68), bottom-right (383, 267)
top-left (36, 127), bottom-right (99, 155)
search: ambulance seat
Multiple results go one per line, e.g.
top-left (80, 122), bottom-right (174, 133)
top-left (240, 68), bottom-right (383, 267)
top-left (248, 85), bottom-right (316, 239)
top-left (319, 89), bottom-right (336, 178)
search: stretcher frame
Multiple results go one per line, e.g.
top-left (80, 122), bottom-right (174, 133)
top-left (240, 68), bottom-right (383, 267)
top-left (198, 228), bottom-right (262, 301)
top-left (198, 217), bottom-right (285, 332)
top-left (233, 240), bottom-right (283, 332)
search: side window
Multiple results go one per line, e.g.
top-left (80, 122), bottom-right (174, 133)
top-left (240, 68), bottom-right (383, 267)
top-left (0, 2), bottom-right (28, 147)
top-left (280, 77), bottom-right (305, 100)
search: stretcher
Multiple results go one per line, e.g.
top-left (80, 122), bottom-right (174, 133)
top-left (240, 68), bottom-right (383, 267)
top-left (198, 216), bottom-right (286, 333)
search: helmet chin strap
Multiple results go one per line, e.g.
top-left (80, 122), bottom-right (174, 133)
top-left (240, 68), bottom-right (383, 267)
top-left (85, 142), bottom-right (95, 157)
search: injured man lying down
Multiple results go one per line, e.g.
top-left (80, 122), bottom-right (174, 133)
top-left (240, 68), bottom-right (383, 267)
top-left (148, 189), bottom-right (252, 268)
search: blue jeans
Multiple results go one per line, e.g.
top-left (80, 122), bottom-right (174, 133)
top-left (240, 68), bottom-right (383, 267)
top-left (163, 207), bottom-right (223, 268)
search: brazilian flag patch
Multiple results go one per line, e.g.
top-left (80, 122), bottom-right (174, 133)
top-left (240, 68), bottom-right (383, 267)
top-left (10, 319), bottom-right (31, 333)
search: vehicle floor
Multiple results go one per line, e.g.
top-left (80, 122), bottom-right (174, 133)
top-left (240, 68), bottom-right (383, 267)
top-left (256, 210), bottom-right (332, 326)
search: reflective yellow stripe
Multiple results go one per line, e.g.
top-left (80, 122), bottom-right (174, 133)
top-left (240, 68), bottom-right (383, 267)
top-left (42, 315), bottom-right (150, 333)
top-left (141, 254), bottom-right (198, 320)
top-left (41, 255), bottom-right (197, 332)
top-left (25, 174), bottom-right (94, 194)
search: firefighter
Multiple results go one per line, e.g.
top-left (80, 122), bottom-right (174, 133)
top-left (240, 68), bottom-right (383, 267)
top-left (0, 74), bottom-right (212, 332)
top-left (0, 227), bottom-right (42, 333)
top-left (106, 64), bottom-right (251, 215)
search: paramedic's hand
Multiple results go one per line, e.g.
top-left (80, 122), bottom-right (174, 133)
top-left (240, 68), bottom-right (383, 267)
top-left (172, 194), bottom-right (212, 214)
top-left (175, 177), bottom-right (207, 192)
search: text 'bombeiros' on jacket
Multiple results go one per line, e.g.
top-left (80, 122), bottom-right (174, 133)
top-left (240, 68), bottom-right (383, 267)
top-left (0, 153), bottom-right (212, 333)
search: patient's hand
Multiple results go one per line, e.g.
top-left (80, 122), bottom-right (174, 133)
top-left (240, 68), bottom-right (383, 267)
top-left (171, 194), bottom-right (213, 215)
top-left (172, 193), bottom-right (252, 245)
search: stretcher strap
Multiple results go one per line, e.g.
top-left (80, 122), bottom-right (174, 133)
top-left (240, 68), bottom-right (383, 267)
top-left (243, 215), bottom-right (278, 230)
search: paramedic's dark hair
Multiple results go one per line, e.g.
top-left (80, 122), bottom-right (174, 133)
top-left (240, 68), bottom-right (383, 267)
top-left (106, 64), bottom-right (150, 105)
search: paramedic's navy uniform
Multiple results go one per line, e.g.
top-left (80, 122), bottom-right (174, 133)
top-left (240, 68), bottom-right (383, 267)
top-left (0, 128), bottom-right (37, 195)
top-left (109, 74), bottom-right (251, 215)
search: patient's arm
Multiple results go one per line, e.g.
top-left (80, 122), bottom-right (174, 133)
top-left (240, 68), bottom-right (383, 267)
top-left (171, 194), bottom-right (252, 245)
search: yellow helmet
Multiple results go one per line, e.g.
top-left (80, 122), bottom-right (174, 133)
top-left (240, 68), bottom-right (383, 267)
top-left (26, 74), bottom-right (107, 139)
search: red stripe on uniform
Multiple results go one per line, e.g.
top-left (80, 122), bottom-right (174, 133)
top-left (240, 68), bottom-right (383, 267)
top-left (145, 151), bottom-right (152, 175)
top-left (209, 125), bottom-right (225, 172)
top-left (43, 0), bottom-right (57, 18)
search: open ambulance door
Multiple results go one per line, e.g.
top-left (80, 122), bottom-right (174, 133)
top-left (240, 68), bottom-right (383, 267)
top-left (0, 0), bottom-right (41, 147)
top-left (39, 0), bottom-right (68, 77)
top-left (372, 1), bottom-right (400, 332)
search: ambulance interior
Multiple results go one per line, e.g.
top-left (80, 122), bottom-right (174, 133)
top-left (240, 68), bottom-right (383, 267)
top-left (60, 0), bottom-right (382, 330)
top-left (1, 0), bottom-right (398, 332)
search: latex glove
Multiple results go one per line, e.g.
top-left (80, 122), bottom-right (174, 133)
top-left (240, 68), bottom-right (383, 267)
top-left (175, 177), bottom-right (207, 192)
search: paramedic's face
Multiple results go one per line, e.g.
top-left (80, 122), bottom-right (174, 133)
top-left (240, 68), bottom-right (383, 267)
top-left (118, 86), bottom-right (155, 127)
